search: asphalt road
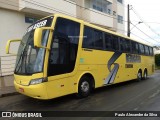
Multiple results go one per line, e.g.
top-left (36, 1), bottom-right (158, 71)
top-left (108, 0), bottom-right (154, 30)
top-left (1, 70), bottom-right (160, 120)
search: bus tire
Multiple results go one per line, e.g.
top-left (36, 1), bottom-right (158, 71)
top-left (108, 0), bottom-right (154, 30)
top-left (137, 70), bottom-right (142, 81)
top-left (143, 69), bottom-right (148, 80)
top-left (77, 76), bottom-right (91, 98)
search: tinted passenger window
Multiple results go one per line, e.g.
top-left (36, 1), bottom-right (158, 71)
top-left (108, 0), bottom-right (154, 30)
top-left (83, 27), bottom-right (94, 48)
top-left (120, 38), bottom-right (131, 52)
top-left (120, 38), bottom-right (126, 52)
top-left (131, 41), bottom-right (139, 54)
top-left (145, 46), bottom-right (149, 55)
top-left (94, 30), bottom-right (103, 49)
top-left (139, 44), bottom-right (145, 54)
top-left (149, 47), bottom-right (153, 56)
top-left (125, 39), bottom-right (131, 52)
top-left (83, 26), bottom-right (103, 50)
top-left (112, 36), bottom-right (119, 51)
top-left (105, 33), bottom-right (113, 50)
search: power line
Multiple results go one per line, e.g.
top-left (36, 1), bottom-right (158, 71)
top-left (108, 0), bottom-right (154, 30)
top-left (131, 6), bottom-right (160, 37)
top-left (141, 22), bottom-right (160, 24)
top-left (115, 29), bottom-right (154, 45)
top-left (130, 32), bottom-right (155, 45)
top-left (131, 22), bottom-right (160, 44)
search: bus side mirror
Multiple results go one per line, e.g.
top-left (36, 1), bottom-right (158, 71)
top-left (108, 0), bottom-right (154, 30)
top-left (34, 27), bottom-right (52, 49)
top-left (6, 39), bottom-right (21, 54)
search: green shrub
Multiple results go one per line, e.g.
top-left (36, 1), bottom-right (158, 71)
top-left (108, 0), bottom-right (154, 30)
top-left (155, 54), bottom-right (160, 67)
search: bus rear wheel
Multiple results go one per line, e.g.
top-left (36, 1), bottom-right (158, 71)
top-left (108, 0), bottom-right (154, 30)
top-left (143, 69), bottom-right (148, 80)
top-left (137, 70), bottom-right (142, 81)
top-left (77, 76), bottom-right (91, 98)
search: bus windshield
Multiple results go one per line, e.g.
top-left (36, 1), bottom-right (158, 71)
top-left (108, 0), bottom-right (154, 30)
top-left (15, 16), bottom-right (53, 75)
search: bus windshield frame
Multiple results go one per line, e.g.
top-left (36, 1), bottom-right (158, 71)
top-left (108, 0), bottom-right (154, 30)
top-left (14, 16), bottom-right (54, 75)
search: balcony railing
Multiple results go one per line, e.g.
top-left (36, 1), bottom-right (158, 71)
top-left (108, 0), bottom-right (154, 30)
top-left (0, 55), bottom-right (16, 76)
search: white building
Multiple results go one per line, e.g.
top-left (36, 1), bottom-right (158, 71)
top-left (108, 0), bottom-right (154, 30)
top-left (0, 0), bottom-right (125, 75)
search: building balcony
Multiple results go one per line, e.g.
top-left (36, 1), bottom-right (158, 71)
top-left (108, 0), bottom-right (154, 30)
top-left (19, 0), bottom-right (77, 17)
top-left (83, 8), bottom-right (114, 29)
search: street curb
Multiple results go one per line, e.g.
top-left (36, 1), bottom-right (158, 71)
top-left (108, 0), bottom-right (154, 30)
top-left (0, 92), bottom-right (19, 98)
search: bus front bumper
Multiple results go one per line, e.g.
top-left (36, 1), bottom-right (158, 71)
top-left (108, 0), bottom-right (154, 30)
top-left (14, 80), bottom-right (48, 100)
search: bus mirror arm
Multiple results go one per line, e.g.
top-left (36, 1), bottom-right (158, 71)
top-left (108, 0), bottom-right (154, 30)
top-left (34, 27), bottom-right (52, 50)
top-left (6, 39), bottom-right (21, 54)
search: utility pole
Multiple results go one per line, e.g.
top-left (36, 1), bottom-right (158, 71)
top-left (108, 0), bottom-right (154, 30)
top-left (127, 4), bottom-right (130, 37)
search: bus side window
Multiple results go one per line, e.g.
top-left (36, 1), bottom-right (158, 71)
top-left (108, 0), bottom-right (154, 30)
top-left (139, 44), bottom-right (145, 55)
top-left (135, 42), bottom-right (139, 54)
top-left (120, 37), bottom-right (126, 52)
top-left (125, 39), bottom-right (131, 53)
top-left (145, 46), bottom-right (149, 56)
top-left (112, 36), bottom-right (119, 51)
top-left (131, 42), bottom-right (139, 54)
top-left (104, 33), bottom-right (113, 50)
top-left (94, 30), bottom-right (103, 50)
top-left (83, 26), bottom-right (94, 49)
top-left (149, 47), bottom-right (153, 56)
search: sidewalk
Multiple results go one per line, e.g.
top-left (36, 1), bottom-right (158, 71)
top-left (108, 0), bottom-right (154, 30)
top-left (0, 75), bottom-right (18, 97)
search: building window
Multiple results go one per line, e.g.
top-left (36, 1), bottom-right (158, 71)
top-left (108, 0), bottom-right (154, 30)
top-left (117, 15), bottom-right (123, 24)
top-left (117, 0), bottom-right (123, 4)
top-left (25, 16), bottom-right (38, 24)
top-left (92, 0), bottom-right (112, 15)
top-left (113, 11), bottom-right (116, 16)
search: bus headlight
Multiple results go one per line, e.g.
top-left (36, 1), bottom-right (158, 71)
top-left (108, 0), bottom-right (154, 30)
top-left (29, 78), bottom-right (48, 85)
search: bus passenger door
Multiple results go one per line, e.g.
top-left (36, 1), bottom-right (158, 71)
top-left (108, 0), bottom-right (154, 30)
top-left (46, 17), bottom-right (80, 98)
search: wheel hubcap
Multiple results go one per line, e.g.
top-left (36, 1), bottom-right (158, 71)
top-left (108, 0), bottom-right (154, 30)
top-left (144, 72), bottom-right (147, 79)
top-left (81, 81), bottom-right (89, 92)
top-left (138, 72), bottom-right (141, 79)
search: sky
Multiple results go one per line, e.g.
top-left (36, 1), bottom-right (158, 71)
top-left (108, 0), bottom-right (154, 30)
top-left (125, 0), bottom-right (160, 47)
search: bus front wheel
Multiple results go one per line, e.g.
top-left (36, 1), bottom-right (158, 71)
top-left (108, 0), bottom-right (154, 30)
top-left (77, 76), bottom-right (91, 98)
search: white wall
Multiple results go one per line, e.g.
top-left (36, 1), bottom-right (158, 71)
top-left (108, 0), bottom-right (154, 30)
top-left (0, 8), bottom-right (30, 56)
top-left (0, 9), bottom-right (30, 75)
top-left (0, 0), bottom-right (19, 11)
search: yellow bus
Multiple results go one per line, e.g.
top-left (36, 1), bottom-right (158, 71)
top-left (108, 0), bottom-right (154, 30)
top-left (6, 14), bottom-right (154, 100)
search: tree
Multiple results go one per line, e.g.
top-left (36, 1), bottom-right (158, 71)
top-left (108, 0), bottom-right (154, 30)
top-left (155, 54), bottom-right (160, 66)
